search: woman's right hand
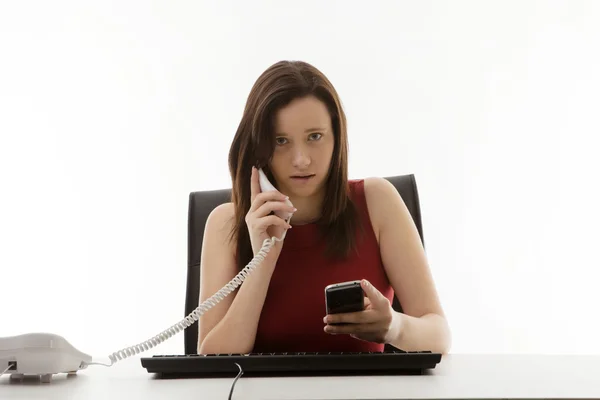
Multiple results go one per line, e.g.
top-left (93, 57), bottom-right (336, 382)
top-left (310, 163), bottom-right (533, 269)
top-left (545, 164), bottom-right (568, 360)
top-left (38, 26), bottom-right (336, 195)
top-left (246, 166), bottom-right (295, 256)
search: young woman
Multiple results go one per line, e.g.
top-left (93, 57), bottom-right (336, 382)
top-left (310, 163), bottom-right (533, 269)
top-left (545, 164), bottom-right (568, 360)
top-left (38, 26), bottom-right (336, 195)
top-left (197, 60), bottom-right (451, 355)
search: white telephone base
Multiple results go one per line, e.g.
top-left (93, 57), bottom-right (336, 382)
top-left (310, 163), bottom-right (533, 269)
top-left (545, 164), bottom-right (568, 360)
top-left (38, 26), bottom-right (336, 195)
top-left (0, 333), bottom-right (91, 383)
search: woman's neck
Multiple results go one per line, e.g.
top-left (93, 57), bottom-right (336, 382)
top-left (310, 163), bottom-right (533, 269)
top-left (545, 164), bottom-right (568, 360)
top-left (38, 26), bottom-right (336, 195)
top-left (288, 191), bottom-right (325, 225)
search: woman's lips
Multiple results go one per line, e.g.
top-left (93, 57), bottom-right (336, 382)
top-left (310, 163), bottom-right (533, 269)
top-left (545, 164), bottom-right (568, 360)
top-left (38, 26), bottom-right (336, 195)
top-left (290, 174), bottom-right (315, 182)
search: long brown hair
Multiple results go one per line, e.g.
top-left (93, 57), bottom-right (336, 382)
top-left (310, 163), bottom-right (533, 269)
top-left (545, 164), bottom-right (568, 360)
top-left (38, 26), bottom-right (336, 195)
top-left (227, 60), bottom-right (363, 271)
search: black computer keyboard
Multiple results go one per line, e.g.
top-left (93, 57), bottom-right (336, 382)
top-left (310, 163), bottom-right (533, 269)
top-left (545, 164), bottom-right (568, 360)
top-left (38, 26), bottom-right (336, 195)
top-left (141, 350), bottom-right (442, 377)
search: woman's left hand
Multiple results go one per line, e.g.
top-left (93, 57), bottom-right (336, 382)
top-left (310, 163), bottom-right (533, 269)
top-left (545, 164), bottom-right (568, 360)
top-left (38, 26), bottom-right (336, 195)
top-left (323, 279), bottom-right (402, 344)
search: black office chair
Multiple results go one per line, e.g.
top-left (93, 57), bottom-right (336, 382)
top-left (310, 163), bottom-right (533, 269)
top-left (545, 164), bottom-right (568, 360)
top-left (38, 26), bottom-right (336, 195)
top-left (183, 174), bottom-right (425, 354)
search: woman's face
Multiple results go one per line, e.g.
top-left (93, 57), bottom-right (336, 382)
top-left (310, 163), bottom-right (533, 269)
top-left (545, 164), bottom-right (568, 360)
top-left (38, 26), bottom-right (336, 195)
top-left (269, 95), bottom-right (335, 199)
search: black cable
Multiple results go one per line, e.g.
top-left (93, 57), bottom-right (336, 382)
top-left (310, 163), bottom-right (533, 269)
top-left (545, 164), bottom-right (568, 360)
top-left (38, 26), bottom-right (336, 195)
top-left (228, 363), bottom-right (244, 400)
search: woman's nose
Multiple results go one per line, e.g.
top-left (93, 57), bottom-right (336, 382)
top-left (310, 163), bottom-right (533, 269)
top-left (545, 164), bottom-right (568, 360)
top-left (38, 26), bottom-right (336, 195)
top-left (291, 147), bottom-right (311, 168)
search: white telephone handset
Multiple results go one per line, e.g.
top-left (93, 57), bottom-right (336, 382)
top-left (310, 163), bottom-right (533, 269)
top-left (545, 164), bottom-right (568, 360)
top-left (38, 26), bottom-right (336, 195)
top-left (258, 168), bottom-right (295, 222)
top-left (0, 168), bottom-right (296, 380)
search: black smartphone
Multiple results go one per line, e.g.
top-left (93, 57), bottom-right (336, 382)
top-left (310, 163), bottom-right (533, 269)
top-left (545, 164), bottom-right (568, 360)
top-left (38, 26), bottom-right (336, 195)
top-left (324, 280), bottom-right (365, 318)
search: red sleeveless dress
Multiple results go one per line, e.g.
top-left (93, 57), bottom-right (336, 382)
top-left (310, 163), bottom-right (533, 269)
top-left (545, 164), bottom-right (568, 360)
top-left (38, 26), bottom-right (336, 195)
top-left (252, 179), bottom-right (395, 352)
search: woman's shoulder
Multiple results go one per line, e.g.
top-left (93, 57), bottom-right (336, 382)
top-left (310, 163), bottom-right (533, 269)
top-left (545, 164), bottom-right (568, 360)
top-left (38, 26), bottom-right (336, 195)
top-left (352, 177), bottom-right (401, 243)
top-left (349, 176), bottom-right (396, 203)
top-left (206, 202), bottom-right (236, 240)
top-left (208, 201), bottom-right (235, 222)
top-left (348, 176), bottom-right (394, 194)
top-left (362, 176), bottom-right (398, 197)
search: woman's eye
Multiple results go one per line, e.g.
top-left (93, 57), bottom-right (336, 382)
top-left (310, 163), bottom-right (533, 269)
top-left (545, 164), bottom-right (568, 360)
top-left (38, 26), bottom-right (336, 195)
top-left (275, 137), bottom-right (288, 145)
top-left (309, 133), bottom-right (322, 141)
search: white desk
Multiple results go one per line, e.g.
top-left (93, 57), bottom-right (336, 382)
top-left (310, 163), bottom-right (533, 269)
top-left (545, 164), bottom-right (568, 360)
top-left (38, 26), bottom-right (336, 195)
top-left (2, 354), bottom-right (599, 399)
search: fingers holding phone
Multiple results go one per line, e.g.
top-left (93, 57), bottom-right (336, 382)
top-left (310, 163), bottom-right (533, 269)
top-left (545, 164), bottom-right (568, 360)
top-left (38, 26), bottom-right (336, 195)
top-left (246, 166), bottom-right (295, 255)
top-left (323, 279), bottom-right (400, 345)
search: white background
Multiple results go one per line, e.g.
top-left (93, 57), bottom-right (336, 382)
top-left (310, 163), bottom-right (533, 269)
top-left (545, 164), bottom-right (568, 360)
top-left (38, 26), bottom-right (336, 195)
top-left (1, 0), bottom-right (599, 362)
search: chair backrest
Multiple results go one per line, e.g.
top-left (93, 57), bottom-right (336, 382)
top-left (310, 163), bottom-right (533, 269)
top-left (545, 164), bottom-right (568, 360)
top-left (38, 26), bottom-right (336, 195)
top-left (183, 174), bottom-right (425, 354)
